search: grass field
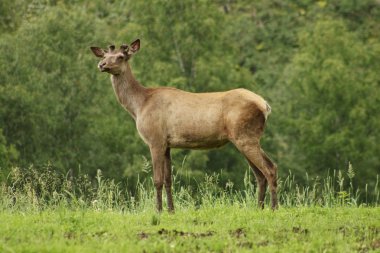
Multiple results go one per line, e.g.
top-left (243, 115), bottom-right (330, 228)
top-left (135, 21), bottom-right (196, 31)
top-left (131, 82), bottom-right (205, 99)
top-left (0, 167), bottom-right (379, 252)
top-left (1, 206), bottom-right (379, 252)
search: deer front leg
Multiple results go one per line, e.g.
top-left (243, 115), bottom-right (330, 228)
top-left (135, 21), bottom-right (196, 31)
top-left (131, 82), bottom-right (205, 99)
top-left (150, 147), bottom-right (165, 212)
top-left (164, 148), bottom-right (174, 213)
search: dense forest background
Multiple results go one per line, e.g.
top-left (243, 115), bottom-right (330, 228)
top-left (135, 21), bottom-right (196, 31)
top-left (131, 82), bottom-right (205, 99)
top-left (0, 0), bottom-right (379, 192)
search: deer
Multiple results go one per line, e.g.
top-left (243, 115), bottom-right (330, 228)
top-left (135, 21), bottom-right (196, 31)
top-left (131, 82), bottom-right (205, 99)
top-left (90, 39), bottom-right (278, 212)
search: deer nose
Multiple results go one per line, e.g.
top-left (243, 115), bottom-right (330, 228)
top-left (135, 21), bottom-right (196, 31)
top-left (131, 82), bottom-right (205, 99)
top-left (99, 62), bottom-right (106, 69)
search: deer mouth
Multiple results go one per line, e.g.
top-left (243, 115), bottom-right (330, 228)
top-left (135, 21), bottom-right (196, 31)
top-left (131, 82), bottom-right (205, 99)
top-left (100, 67), bottom-right (111, 72)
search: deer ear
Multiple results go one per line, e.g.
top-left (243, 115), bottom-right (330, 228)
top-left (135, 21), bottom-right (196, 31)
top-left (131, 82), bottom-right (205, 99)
top-left (129, 39), bottom-right (140, 53)
top-left (90, 47), bottom-right (105, 58)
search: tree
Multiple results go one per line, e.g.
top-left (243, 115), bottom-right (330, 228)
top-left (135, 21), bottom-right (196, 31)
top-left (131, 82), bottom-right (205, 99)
top-left (276, 18), bottom-right (380, 184)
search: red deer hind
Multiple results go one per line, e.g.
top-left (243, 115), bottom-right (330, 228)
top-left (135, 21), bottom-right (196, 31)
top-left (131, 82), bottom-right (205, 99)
top-left (90, 39), bottom-right (278, 212)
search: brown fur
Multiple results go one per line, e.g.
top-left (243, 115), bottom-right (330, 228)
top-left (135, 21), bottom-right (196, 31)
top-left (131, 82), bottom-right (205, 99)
top-left (90, 40), bottom-right (278, 212)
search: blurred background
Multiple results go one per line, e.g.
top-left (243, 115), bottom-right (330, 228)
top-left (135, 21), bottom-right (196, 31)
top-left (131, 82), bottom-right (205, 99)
top-left (0, 0), bottom-right (379, 193)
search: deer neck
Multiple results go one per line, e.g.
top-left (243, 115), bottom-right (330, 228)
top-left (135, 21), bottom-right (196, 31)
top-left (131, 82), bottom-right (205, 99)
top-left (110, 63), bottom-right (146, 119)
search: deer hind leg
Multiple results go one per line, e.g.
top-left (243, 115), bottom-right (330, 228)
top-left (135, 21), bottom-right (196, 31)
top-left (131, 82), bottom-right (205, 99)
top-left (164, 148), bottom-right (174, 213)
top-left (247, 159), bottom-right (267, 209)
top-left (150, 147), bottom-right (166, 212)
top-left (236, 140), bottom-right (278, 210)
top-left (229, 107), bottom-right (278, 209)
top-left (260, 150), bottom-right (278, 210)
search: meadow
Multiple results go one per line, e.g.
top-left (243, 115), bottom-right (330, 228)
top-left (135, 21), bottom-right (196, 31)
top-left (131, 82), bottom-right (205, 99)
top-left (1, 1), bottom-right (380, 252)
top-left (0, 166), bottom-right (379, 253)
top-left (1, 206), bottom-right (379, 252)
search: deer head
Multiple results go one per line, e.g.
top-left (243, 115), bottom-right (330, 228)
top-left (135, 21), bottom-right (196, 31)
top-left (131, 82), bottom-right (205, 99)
top-left (90, 39), bottom-right (140, 75)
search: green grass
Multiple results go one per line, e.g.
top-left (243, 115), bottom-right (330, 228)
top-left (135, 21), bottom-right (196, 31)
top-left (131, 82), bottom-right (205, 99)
top-left (0, 166), bottom-right (379, 252)
top-left (0, 206), bottom-right (379, 252)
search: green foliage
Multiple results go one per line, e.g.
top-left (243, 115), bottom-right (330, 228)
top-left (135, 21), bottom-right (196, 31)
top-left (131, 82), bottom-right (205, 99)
top-left (276, 18), bottom-right (380, 184)
top-left (1, 6), bottom-right (99, 170)
top-left (0, 129), bottom-right (18, 175)
top-left (0, 0), bottom-right (27, 32)
top-left (0, 0), bottom-right (379, 192)
top-left (0, 129), bottom-right (8, 168)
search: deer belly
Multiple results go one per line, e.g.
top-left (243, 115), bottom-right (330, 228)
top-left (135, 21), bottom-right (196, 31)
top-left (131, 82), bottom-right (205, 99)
top-left (168, 134), bottom-right (229, 149)
top-left (167, 116), bottom-right (228, 149)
